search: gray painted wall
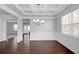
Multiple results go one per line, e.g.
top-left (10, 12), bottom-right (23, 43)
top-left (7, 22), bottom-right (17, 35)
top-left (56, 4), bottom-right (79, 53)
top-left (30, 16), bottom-right (57, 40)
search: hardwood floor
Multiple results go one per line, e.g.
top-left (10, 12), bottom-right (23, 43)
top-left (30, 40), bottom-right (74, 54)
top-left (0, 39), bottom-right (74, 54)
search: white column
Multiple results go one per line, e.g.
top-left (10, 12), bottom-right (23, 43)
top-left (0, 17), bottom-right (7, 42)
top-left (17, 18), bottom-right (23, 42)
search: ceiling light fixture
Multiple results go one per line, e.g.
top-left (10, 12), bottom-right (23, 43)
top-left (33, 4), bottom-right (45, 25)
top-left (33, 19), bottom-right (44, 25)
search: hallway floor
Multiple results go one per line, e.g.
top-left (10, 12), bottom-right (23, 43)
top-left (0, 39), bottom-right (74, 54)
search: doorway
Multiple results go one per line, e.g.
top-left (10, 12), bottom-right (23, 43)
top-left (22, 19), bottom-right (30, 44)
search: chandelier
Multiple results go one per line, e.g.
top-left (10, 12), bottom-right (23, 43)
top-left (33, 19), bottom-right (44, 25)
top-left (33, 4), bottom-right (45, 25)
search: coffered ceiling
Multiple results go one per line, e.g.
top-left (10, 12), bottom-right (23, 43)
top-left (4, 4), bottom-right (70, 16)
top-left (0, 4), bottom-right (71, 18)
top-left (17, 4), bottom-right (70, 16)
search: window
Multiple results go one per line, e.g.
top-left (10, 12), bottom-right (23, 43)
top-left (24, 25), bottom-right (27, 31)
top-left (24, 25), bottom-right (30, 32)
top-left (61, 8), bottom-right (79, 37)
top-left (14, 24), bottom-right (17, 31)
top-left (28, 26), bottom-right (30, 31)
top-left (61, 13), bottom-right (72, 34)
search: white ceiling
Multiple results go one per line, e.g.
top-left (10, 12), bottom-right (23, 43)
top-left (0, 4), bottom-right (70, 17)
top-left (17, 4), bottom-right (70, 16)
top-left (0, 4), bottom-right (71, 23)
top-left (0, 4), bottom-right (71, 22)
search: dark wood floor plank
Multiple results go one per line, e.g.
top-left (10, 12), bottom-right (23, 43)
top-left (0, 39), bottom-right (74, 54)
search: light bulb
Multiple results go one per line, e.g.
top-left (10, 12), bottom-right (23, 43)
top-left (33, 19), bottom-right (36, 22)
top-left (40, 20), bottom-right (44, 24)
top-left (37, 19), bottom-right (40, 22)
